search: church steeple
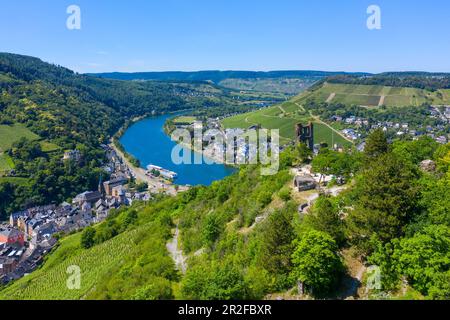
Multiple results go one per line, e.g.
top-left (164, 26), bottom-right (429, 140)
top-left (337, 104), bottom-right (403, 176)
top-left (98, 174), bottom-right (104, 194)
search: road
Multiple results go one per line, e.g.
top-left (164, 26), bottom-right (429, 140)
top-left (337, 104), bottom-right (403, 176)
top-left (109, 142), bottom-right (181, 196)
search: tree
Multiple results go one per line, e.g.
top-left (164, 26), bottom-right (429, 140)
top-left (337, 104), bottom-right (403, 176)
top-left (291, 230), bottom-right (343, 296)
top-left (135, 182), bottom-right (148, 192)
top-left (311, 149), bottom-right (335, 184)
top-left (392, 136), bottom-right (439, 165)
top-left (278, 186), bottom-right (292, 202)
top-left (347, 152), bottom-right (419, 250)
top-left (203, 262), bottom-right (246, 300)
top-left (258, 205), bottom-right (296, 276)
top-left (304, 196), bottom-right (345, 246)
top-left (295, 142), bottom-right (313, 164)
top-left (202, 214), bottom-right (222, 246)
top-left (364, 129), bottom-right (389, 160)
top-left (181, 261), bottom-right (246, 300)
top-left (393, 225), bottom-right (450, 297)
top-left (132, 278), bottom-right (173, 300)
top-left (80, 227), bottom-right (96, 249)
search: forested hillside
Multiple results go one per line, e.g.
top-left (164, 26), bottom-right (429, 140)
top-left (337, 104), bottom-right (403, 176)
top-left (91, 70), bottom-right (370, 95)
top-left (327, 73), bottom-right (450, 91)
top-left (0, 53), bottom-right (263, 218)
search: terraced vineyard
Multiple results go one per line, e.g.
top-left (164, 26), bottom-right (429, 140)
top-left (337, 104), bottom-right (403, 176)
top-left (0, 229), bottom-right (141, 300)
top-left (221, 100), bottom-right (352, 147)
top-left (301, 82), bottom-right (450, 107)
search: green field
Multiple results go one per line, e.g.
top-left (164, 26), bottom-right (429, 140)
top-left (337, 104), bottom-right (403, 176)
top-left (301, 82), bottom-right (450, 107)
top-left (0, 124), bottom-right (59, 153)
top-left (0, 153), bottom-right (15, 173)
top-left (40, 141), bottom-right (60, 153)
top-left (221, 100), bottom-right (351, 147)
top-left (0, 177), bottom-right (28, 185)
top-left (0, 124), bottom-right (40, 151)
top-left (172, 116), bottom-right (197, 124)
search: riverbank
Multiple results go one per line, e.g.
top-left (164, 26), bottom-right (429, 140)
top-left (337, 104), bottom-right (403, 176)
top-left (109, 141), bottom-right (188, 196)
top-left (163, 120), bottom-right (236, 166)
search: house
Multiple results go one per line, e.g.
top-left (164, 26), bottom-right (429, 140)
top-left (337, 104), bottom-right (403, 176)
top-left (34, 222), bottom-right (58, 240)
top-left (63, 150), bottom-right (81, 162)
top-left (9, 211), bottom-right (27, 227)
top-left (94, 199), bottom-right (107, 213)
top-left (73, 191), bottom-right (102, 207)
top-left (293, 175), bottom-right (317, 192)
top-left (436, 136), bottom-right (447, 144)
top-left (0, 229), bottom-right (25, 246)
top-left (27, 219), bottom-right (41, 237)
top-left (112, 185), bottom-right (127, 204)
top-left (103, 177), bottom-right (128, 196)
top-left (0, 257), bottom-right (18, 275)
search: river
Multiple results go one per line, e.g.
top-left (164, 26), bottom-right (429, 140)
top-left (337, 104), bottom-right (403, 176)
top-left (119, 113), bottom-right (236, 186)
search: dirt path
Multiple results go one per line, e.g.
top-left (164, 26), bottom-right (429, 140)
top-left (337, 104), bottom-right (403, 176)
top-left (378, 95), bottom-right (385, 106)
top-left (326, 93), bottom-right (336, 103)
top-left (308, 113), bottom-right (353, 144)
top-left (166, 225), bottom-right (187, 274)
top-left (295, 102), bottom-right (353, 144)
top-left (338, 249), bottom-right (366, 299)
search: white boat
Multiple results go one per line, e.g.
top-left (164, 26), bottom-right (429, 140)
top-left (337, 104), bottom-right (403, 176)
top-left (147, 164), bottom-right (178, 180)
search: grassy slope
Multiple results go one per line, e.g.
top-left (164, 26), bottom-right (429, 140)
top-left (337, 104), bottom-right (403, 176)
top-left (0, 124), bottom-right (60, 174)
top-left (221, 99), bottom-right (351, 147)
top-left (0, 124), bottom-right (40, 151)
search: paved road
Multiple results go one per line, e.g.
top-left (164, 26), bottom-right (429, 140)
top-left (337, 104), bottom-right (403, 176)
top-left (109, 142), bottom-right (180, 195)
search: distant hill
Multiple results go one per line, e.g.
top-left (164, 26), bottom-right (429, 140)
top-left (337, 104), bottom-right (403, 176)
top-left (89, 70), bottom-right (370, 82)
top-left (327, 73), bottom-right (450, 91)
top-left (89, 70), bottom-right (371, 95)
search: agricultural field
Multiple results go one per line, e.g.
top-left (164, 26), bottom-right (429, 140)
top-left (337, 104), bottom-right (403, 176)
top-left (0, 124), bottom-right (60, 156)
top-left (0, 123), bottom-right (40, 151)
top-left (0, 177), bottom-right (28, 185)
top-left (221, 100), bottom-right (352, 147)
top-left (301, 82), bottom-right (450, 107)
top-left (40, 141), bottom-right (60, 153)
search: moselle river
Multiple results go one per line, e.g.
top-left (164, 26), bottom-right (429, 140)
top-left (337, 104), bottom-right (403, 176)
top-left (119, 113), bottom-right (236, 186)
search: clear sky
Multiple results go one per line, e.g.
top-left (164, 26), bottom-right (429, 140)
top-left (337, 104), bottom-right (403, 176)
top-left (1, 0), bottom-right (449, 73)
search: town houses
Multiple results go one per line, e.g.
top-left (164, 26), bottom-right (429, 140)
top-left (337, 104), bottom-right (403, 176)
top-left (329, 105), bottom-right (450, 145)
top-left (0, 144), bottom-right (151, 284)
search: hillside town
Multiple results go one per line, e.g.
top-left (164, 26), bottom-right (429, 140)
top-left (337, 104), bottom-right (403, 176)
top-left (0, 144), bottom-right (152, 283)
top-left (330, 105), bottom-right (450, 144)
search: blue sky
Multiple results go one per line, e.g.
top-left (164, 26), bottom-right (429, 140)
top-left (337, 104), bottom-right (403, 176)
top-left (1, 0), bottom-right (449, 73)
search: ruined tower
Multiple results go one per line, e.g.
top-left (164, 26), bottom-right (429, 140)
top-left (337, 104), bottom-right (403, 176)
top-left (295, 122), bottom-right (314, 150)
